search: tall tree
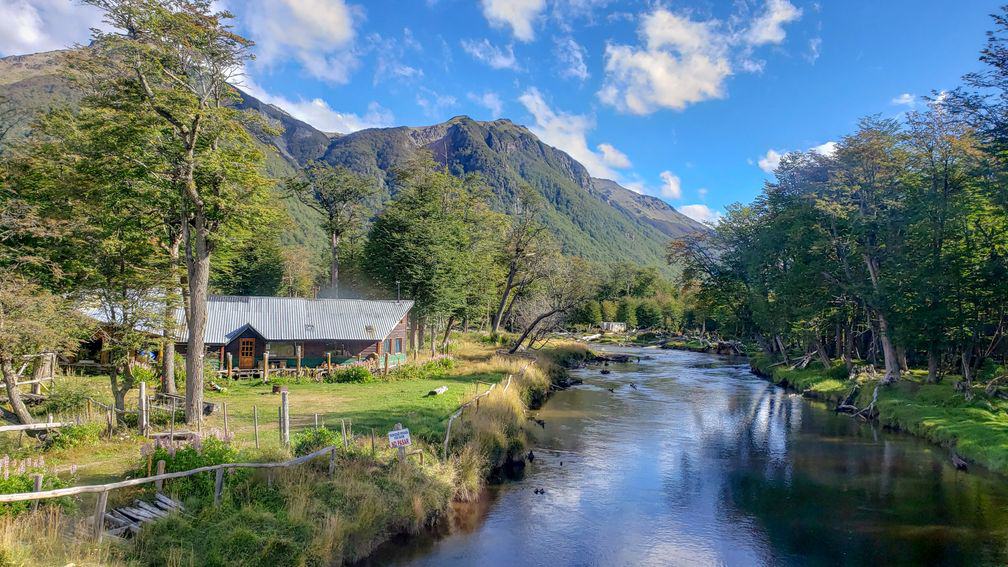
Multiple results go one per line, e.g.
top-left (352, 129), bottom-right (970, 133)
top-left (491, 186), bottom-right (552, 333)
top-left (286, 162), bottom-right (375, 297)
top-left (82, 0), bottom-right (272, 424)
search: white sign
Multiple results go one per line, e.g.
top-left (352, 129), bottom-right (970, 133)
top-left (388, 428), bottom-right (412, 448)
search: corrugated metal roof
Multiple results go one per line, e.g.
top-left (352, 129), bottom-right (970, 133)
top-left (174, 296), bottom-right (413, 345)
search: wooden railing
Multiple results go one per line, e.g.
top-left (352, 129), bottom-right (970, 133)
top-left (0, 444), bottom-right (340, 540)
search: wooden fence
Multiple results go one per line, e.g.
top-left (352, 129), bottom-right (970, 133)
top-left (0, 444), bottom-right (341, 540)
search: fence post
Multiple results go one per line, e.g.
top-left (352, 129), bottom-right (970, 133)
top-left (371, 428), bottom-right (375, 457)
top-left (296, 344), bottom-right (303, 376)
top-left (253, 405), bottom-right (259, 449)
top-left (226, 353), bottom-right (233, 379)
top-left (155, 460), bottom-right (166, 492)
top-left (329, 446), bottom-right (337, 478)
top-left (93, 490), bottom-right (109, 540)
top-left (31, 474), bottom-right (42, 510)
top-left (138, 382), bottom-right (147, 436)
top-left (169, 398), bottom-right (176, 445)
top-left (280, 390), bottom-right (289, 447)
top-left (326, 352), bottom-right (332, 373)
top-left (222, 402), bottom-right (229, 439)
top-left (263, 351), bottom-right (270, 383)
top-left (341, 419), bottom-right (348, 449)
top-left (314, 413), bottom-right (319, 429)
top-left (214, 468), bottom-right (224, 505)
top-left (393, 423), bottom-right (406, 462)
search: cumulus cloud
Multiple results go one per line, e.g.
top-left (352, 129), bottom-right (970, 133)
top-left (757, 149), bottom-right (783, 173)
top-left (467, 91), bottom-right (504, 118)
top-left (598, 143), bottom-right (631, 168)
top-left (480, 0), bottom-right (545, 42)
top-left (241, 0), bottom-right (362, 84)
top-left (679, 204), bottom-right (721, 224)
top-left (554, 36), bottom-right (589, 81)
top-left (892, 93), bottom-right (916, 107)
top-left (416, 88), bottom-right (457, 117)
top-left (757, 141), bottom-right (836, 174)
top-left (518, 87), bottom-right (630, 180)
top-left (369, 29), bottom-right (424, 85)
top-left (0, 0), bottom-right (105, 56)
top-left (659, 171), bottom-right (682, 199)
top-left (746, 0), bottom-right (802, 46)
top-left (461, 38), bottom-right (519, 70)
top-left (599, 2), bottom-right (801, 115)
top-left (240, 75), bottom-right (392, 133)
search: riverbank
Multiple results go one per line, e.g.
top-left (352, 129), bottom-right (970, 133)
top-left (748, 353), bottom-right (1008, 475)
top-left (0, 336), bottom-right (588, 565)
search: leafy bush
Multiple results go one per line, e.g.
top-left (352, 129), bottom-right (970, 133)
top-left (0, 460), bottom-right (70, 515)
top-left (385, 357), bottom-right (454, 382)
top-left (34, 377), bottom-right (96, 417)
top-left (324, 366), bottom-right (373, 384)
top-left (291, 428), bottom-right (342, 457)
top-left (135, 436), bottom-right (240, 500)
top-left (45, 423), bottom-right (102, 451)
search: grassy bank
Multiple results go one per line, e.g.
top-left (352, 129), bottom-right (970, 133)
top-left (0, 335), bottom-right (586, 565)
top-left (749, 353), bottom-right (1008, 475)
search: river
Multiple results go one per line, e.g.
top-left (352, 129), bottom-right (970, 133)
top-left (367, 346), bottom-right (1008, 566)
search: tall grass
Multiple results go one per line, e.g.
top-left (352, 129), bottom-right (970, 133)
top-left (0, 507), bottom-right (124, 566)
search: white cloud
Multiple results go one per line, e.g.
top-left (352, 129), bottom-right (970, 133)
top-left (746, 0), bottom-right (802, 46)
top-left (806, 37), bottom-right (822, 63)
top-left (757, 149), bottom-right (783, 173)
top-left (369, 29), bottom-right (424, 85)
top-left (599, 9), bottom-right (731, 114)
top-left (240, 75), bottom-right (392, 133)
top-left (416, 88), bottom-right (457, 117)
top-left (756, 141), bottom-right (836, 174)
top-left (480, 0), bottom-right (545, 42)
top-left (679, 204), bottom-right (721, 224)
top-left (599, 3), bottom-right (802, 115)
top-left (467, 91), bottom-right (504, 118)
top-left (0, 0), bottom-right (105, 56)
top-left (891, 93), bottom-right (915, 107)
top-left (460, 38), bottom-right (519, 70)
top-left (811, 141), bottom-right (837, 156)
top-left (554, 36), bottom-right (589, 81)
top-left (659, 171), bottom-right (682, 199)
top-left (241, 0), bottom-right (362, 84)
top-left (598, 143), bottom-right (631, 168)
top-left (518, 87), bottom-right (630, 180)
top-left (697, 187), bottom-right (708, 198)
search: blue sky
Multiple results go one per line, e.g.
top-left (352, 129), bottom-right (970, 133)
top-left (0, 1), bottom-right (1000, 222)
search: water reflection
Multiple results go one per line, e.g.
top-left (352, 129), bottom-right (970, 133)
top-left (365, 347), bottom-right (1008, 566)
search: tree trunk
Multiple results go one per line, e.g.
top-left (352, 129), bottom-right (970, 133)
top-left (491, 263), bottom-right (518, 334)
top-left (184, 213), bottom-right (211, 426)
top-left (441, 316), bottom-right (455, 350)
top-left (330, 230), bottom-right (340, 298)
top-left (927, 348), bottom-right (939, 384)
top-left (814, 336), bottom-right (831, 369)
top-left (161, 237), bottom-right (181, 395)
top-left (896, 345), bottom-right (909, 372)
top-left (843, 322), bottom-right (854, 373)
top-left (508, 309), bottom-right (559, 354)
top-left (877, 313), bottom-right (901, 384)
top-left (1, 359), bottom-right (33, 424)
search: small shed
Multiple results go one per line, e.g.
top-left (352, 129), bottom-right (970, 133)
top-left (600, 321), bottom-right (627, 333)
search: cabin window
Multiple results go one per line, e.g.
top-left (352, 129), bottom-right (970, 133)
top-left (395, 338), bottom-right (402, 353)
top-left (384, 338), bottom-right (391, 354)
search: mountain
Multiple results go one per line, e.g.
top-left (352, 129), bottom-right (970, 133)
top-left (0, 50), bottom-right (707, 271)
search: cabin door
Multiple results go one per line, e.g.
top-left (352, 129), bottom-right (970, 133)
top-left (238, 338), bottom-right (256, 369)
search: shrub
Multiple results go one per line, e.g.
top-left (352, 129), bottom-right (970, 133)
top-left (0, 458), bottom-right (70, 515)
top-left (34, 377), bottom-right (97, 417)
top-left (44, 423), bottom-right (102, 451)
top-left (135, 436), bottom-right (240, 500)
top-left (385, 357), bottom-right (455, 382)
top-left (324, 366), bottom-right (373, 384)
top-left (291, 428), bottom-right (342, 457)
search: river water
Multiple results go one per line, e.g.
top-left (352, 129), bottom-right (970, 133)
top-left (368, 346), bottom-right (1008, 566)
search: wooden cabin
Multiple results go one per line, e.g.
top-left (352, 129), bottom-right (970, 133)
top-left (175, 296), bottom-right (414, 371)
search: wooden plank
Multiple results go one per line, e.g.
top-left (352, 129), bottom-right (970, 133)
top-left (0, 422), bottom-right (70, 433)
top-left (155, 493), bottom-right (182, 510)
top-left (134, 500), bottom-right (167, 518)
top-left (103, 512), bottom-right (130, 527)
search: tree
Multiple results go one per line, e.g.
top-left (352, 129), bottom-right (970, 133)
top-left (490, 186), bottom-right (556, 333)
top-left (508, 257), bottom-right (595, 353)
top-left (286, 162), bottom-right (375, 297)
top-left (0, 279), bottom-right (86, 424)
top-left (600, 300), bottom-right (618, 322)
top-left (82, 0), bottom-right (273, 424)
top-left (616, 298), bottom-right (638, 328)
top-left (635, 300), bottom-right (662, 329)
top-left (573, 300), bottom-right (603, 327)
top-left (365, 155), bottom-right (487, 346)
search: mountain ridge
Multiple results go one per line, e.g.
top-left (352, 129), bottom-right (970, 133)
top-left (0, 49), bottom-right (707, 271)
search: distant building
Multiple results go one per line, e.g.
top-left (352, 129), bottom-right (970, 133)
top-left (174, 296), bottom-right (413, 370)
top-left (600, 321), bottom-right (627, 333)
